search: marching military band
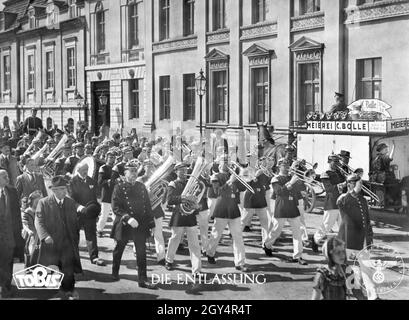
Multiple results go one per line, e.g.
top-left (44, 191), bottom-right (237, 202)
top-left (0, 122), bottom-right (384, 300)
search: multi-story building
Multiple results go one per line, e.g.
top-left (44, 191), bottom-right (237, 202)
top-left (0, 0), bottom-right (87, 131)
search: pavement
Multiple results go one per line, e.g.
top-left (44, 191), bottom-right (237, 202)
top-left (5, 200), bottom-right (409, 300)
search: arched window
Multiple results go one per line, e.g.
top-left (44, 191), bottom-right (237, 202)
top-left (46, 117), bottom-right (53, 130)
top-left (95, 2), bottom-right (105, 53)
top-left (3, 116), bottom-right (9, 129)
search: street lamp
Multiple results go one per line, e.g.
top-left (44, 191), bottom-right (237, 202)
top-left (195, 68), bottom-right (207, 141)
top-left (98, 91), bottom-right (108, 113)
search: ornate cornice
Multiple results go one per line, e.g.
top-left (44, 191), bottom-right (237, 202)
top-left (295, 50), bottom-right (322, 62)
top-left (152, 35), bottom-right (198, 54)
top-left (291, 11), bottom-right (325, 32)
top-left (206, 29), bottom-right (230, 44)
top-left (240, 21), bottom-right (278, 40)
top-left (345, 0), bottom-right (409, 24)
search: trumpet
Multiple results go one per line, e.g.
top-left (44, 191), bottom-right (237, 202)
top-left (227, 161), bottom-right (255, 194)
top-left (335, 164), bottom-right (380, 204)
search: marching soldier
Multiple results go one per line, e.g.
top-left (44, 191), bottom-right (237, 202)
top-left (63, 142), bottom-right (85, 175)
top-left (110, 160), bottom-right (156, 289)
top-left (312, 155), bottom-right (346, 252)
top-left (206, 156), bottom-right (249, 272)
top-left (263, 159), bottom-right (308, 265)
top-left (96, 151), bottom-right (116, 237)
top-left (165, 162), bottom-right (202, 276)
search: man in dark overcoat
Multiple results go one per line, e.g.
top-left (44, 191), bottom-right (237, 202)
top-left (0, 170), bottom-right (23, 298)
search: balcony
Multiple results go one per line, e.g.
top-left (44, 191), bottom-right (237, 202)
top-left (90, 52), bottom-right (110, 66)
top-left (206, 29), bottom-right (230, 45)
top-left (345, 0), bottom-right (409, 24)
top-left (291, 11), bottom-right (325, 32)
top-left (240, 21), bottom-right (278, 41)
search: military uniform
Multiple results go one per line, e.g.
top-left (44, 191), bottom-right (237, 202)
top-left (264, 175), bottom-right (304, 260)
top-left (314, 168), bottom-right (345, 245)
top-left (206, 171), bottom-right (247, 268)
top-left (111, 179), bottom-right (154, 283)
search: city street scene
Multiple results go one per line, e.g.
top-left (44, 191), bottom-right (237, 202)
top-left (0, 0), bottom-right (409, 302)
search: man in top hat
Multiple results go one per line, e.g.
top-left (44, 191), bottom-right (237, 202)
top-left (263, 159), bottom-right (308, 265)
top-left (63, 142), bottom-right (85, 175)
top-left (110, 160), bottom-right (156, 289)
top-left (35, 176), bottom-right (85, 300)
top-left (312, 154), bottom-right (346, 251)
top-left (69, 161), bottom-right (105, 266)
top-left (96, 151), bottom-right (116, 238)
top-left (164, 162), bottom-right (202, 276)
top-left (0, 169), bottom-right (23, 298)
top-left (329, 92), bottom-right (348, 114)
top-left (22, 108), bottom-right (44, 137)
top-left (112, 146), bottom-right (135, 182)
top-left (206, 156), bottom-right (249, 272)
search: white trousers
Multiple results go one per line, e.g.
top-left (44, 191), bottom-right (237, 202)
top-left (96, 202), bottom-right (112, 233)
top-left (265, 217), bottom-right (304, 259)
top-left (165, 226), bottom-right (202, 274)
top-left (153, 217), bottom-right (166, 261)
top-left (297, 200), bottom-right (309, 241)
top-left (240, 208), bottom-right (270, 244)
top-left (197, 209), bottom-right (210, 252)
top-left (206, 217), bottom-right (246, 267)
top-left (314, 209), bottom-right (342, 244)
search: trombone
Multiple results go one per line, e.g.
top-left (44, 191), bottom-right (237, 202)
top-left (335, 164), bottom-right (380, 204)
top-left (289, 167), bottom-right (325, 194)
top-left (227, 161), bottom-right (255, 194)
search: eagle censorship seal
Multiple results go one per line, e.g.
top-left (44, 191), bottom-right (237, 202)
top-left (353, 244), bottom-right (405, 295)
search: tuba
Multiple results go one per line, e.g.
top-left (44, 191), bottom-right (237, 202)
top-left (23, 129), bottom-right (48, 157)
top-left (180, 156), bottom-right (208, 216)
top-left (145, 155), bottom-right (176, 210)
top-left (40, 134), bottom-right (69, 179)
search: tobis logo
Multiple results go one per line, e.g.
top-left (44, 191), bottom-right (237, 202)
top-left (13, 264), bottom-right (64, 290)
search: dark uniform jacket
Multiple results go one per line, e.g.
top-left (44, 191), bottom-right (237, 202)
top-left (321, 170), bottom-right (345, 210)
top-left (271, 175), bottom-right (300, 219)
top-left (167, 179), bottom-right (198, 227)
top-left (64, 155), bottom-right (80, 174)
top-left (212, 172), bottom-right (246, 219)
top-left (98, 164), bottom-right (115, 203)
top-left (34, 196), bottom-right (82, 274)
top-left (0, 186), bottom-right (23, 258)
top-left (111, 180), bottom-right (154, 241)
top-left (16, 171), bottom-right (48, 201)
top-left (69, 175), bottom-right (98, 206)
top-left (337, 191), bottom-right (373, 250)
top-left (243, 175), bottom-right (269, 209)
top-left (23, 117), bottom-right (43, 136)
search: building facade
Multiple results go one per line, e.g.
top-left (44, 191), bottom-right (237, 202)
top-left (1, 0), bottom-right (409, 146)
top-left (0, 0), bottom-right (87, 131)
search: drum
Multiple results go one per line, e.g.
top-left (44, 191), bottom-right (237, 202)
top-left (73, 156), bottom-right (98, 180)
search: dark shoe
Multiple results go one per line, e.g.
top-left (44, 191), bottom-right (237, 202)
top-left (97, 231), bottom-right (104, 238)
top-left (263, 244), bottom-right (273, 257)
top-left (158, 259), bottom-right (166, 266)
top-left (310, 235), bottom-right (319, 253)
top-left (288, 257), bottom-right (308, 265)
top-left (138, 281), bottom-right (157, 290)
top-left (111, 273), bottom-right (120, 281)
top-left (165, 262), bottom-right (173, 271)
top-left (235, 265), bottom-right (250, 272)
top-left (91, 258), bottom-right (106, 266)
top-left (207, 256), bottom-right (216, 264)
top-left (243, 226), bottom-right (251, 232)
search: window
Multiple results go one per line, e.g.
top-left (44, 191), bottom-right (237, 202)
top-left (212, 70), bottom-right (228, 122)
top-left (159, 76), bottom-right (171, 120)
top-left (251, 67), bottom-right (268, 123)
top-left (357, 58), bottom-right (382, 99)
top-left (3, 55), bottom-right (11, 91)
top-left (96, 2), bottom-right (106, 53)
top-left (300, 0), bottom-right (320, 15)
top-left (68, 0), bottom-right (77, 18)
top-left (213, 0), bottom-right (226, 30)
top-left (129, 1), bottom-right (140, 48)
top-left (183, 0), bottom-right (195, 36)
top-left (159, 0), bottom-right (170, 40)
top-left (46, 4), bottom-right (58, 25)
top-left (299, 62), bottom-right (320, 120)
top-left (45, 51), bottom-right (54, 89)
top-left (129, 79), bottom-right (140, 119)
top-left (358, 0), bottom-right (382, 4)
top-left (252, 0), bottom-right (266, 24)
top-left (67, 47), bottom-right (76, 88)
top-left (28, 9), bottom-right (36, 29)
top-left (0, 14), bottom-right (4, 31)
top-left (28, 54), bottom-right (35, 90)
top-left (183, 74), bottom-right (195, 121)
